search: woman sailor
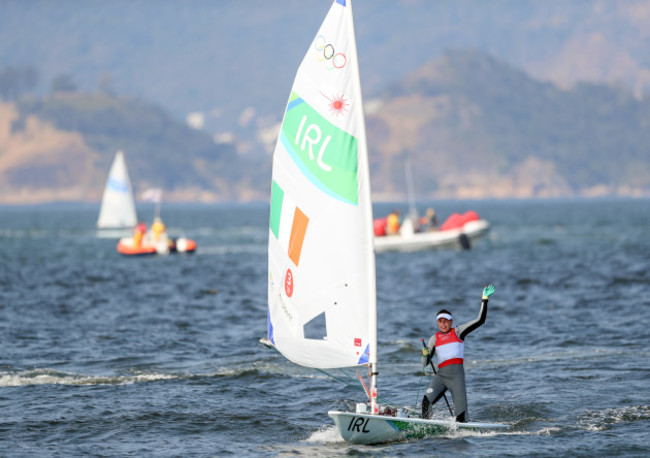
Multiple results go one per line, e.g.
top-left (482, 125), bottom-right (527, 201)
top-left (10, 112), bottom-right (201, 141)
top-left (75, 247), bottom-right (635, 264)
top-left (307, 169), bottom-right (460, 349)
top-left (420, 285), bottom-right (495, 422)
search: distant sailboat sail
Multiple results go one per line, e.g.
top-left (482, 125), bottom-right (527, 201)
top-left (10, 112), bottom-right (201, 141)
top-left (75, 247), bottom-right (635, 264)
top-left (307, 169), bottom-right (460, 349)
top-left (267, 0), bottom-right (377, 383)
top-left (97, 151), bottom-right (137, 229)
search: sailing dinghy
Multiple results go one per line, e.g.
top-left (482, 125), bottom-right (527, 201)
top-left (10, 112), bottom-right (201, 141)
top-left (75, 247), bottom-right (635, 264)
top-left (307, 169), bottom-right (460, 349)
top-left (265, 0), bottom-right (508, 445)
top-left (97, 150), bottom-right (137, 229)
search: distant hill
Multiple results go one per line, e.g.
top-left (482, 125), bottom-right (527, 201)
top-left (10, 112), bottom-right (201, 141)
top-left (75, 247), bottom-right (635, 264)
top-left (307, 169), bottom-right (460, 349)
top-left (1, 49), bottom-right (649, 203)
top-left (0, 92), bottom-right (267, 204)
top-left (365, 50), bottom-right (650, 199)
top-left (2, 0), bottom-right (650, 137)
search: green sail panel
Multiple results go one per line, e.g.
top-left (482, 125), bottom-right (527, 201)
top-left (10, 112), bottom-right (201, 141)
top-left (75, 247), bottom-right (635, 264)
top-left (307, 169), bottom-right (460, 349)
top-left (280, 92), bottom-right (358, 206)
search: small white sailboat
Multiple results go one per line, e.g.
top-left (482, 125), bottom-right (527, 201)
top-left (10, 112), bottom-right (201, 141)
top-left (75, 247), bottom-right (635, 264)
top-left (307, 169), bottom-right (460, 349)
top-left (97, 150), bottom-right (137, 229)
top-left (265, 0), bottom-right (507, 445)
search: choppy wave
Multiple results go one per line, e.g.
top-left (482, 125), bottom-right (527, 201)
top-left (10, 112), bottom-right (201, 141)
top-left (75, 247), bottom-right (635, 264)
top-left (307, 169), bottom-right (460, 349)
top-left (2, 200), bottom-right (650, 456)
top-left (0, 369), bottom-right (180, 387)
top-left (473, 347), bottom-right (638, 368)
top-left (0, 228), bottom-right (50, 239)
top-left (196, 244), bottom-right (267, 255)
top-left (0, 364), bottom-right (340, 387)
top-left (577, 405), bottom-right (650, 431)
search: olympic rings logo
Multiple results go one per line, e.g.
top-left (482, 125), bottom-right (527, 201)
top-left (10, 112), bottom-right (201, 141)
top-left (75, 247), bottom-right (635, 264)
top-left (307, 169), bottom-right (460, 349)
top-left (313, 35), bottom-right (347, 70)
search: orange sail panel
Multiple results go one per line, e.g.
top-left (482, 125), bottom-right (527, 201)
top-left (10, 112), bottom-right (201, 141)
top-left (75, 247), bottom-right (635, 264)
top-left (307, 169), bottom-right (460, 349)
top-left (288, 207), bottom-right (309, 266)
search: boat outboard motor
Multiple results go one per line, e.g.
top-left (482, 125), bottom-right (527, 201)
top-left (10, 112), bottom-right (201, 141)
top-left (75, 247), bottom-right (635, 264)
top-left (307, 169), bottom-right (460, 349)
top-left (459, 234), bottom-right (471, 250)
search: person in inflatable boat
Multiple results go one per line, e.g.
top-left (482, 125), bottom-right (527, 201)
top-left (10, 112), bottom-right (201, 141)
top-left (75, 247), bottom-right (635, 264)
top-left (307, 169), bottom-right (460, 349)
top-left (386, 210), bottom-right (401, 235)
top-left (151, 217), bottom-right (166, 241)
top-left (417, 207), bottom-right (439, 232)
top-left (420, 284), bottom-right (495, 422)
top-left (133, 222), bottom-right (147, 247)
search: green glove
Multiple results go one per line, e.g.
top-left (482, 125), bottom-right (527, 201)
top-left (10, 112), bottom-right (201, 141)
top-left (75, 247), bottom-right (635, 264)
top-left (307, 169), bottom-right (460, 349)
top-left (422, 348), bottom-right (429, 358)
top-left (482, 284), bottom-right (495, 300)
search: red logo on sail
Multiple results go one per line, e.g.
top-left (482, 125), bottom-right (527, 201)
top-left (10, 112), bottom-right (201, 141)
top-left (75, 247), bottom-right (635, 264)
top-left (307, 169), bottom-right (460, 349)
top-left (285, 269), bottom-right (294, 297)
top-left (321, 91), bottom-right (350, 117)
top-left (354, 338), bottom-right (362, 347)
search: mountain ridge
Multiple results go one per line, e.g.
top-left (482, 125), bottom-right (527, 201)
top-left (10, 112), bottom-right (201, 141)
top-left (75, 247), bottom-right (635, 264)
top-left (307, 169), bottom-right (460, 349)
top-left (366, 50), bottom-right (650, 199)
top-left (3, 0), bottom-right (650, 136)
top-left (2, 49), bottom-right (649, 204)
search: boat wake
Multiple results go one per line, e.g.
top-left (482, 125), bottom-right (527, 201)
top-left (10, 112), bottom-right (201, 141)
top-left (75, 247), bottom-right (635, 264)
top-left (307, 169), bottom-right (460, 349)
top-left (306, 418), bottom-right (534, 445)
top-left (303, 425), bottom-right (345, 444)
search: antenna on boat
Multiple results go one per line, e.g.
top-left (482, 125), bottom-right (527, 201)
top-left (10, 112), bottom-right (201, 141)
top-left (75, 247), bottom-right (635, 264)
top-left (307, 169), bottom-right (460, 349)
top-left (404, 152), bottom-right (418, 223)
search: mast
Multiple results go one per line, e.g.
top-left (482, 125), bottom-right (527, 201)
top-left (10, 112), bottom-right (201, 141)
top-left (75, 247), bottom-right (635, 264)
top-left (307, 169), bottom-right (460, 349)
top-left (347, 0), bottom-right (379, 415)
top-left (405, 154), bottom-right (418, 222)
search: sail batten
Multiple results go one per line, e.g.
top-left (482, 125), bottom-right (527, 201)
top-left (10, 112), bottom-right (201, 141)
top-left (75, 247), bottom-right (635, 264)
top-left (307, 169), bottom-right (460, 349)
top-left (267, 0), bottom-right (376, 371)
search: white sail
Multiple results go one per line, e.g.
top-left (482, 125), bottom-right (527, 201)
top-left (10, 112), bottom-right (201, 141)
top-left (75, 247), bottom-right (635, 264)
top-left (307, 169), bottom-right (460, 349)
top-left (97, 151), bottom-right (138, 229)
top-left (267, 0), bottom-right (376, 371)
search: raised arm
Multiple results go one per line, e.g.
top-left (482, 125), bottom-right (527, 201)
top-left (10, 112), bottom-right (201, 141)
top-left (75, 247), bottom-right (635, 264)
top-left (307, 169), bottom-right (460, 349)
top-left (457, 284), bottom-right (494, 340)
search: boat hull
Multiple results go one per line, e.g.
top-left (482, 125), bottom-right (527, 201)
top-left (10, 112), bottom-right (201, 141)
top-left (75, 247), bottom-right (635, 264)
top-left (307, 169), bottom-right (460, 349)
top-left (374, 219), bottom-right (489, 253)
top-left (117, 237), bottom-right (197, 256)
top-left (171, 237), bottom-right (196, 253)
top-left (328, 410), bottom-right (509, 445)
top-left (116, 238), bottom-right (158, 256)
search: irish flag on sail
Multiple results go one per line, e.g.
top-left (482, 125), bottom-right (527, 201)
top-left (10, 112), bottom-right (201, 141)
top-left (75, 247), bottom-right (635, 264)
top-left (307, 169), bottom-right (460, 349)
top-left (270, 180), bottom-right (310, 267)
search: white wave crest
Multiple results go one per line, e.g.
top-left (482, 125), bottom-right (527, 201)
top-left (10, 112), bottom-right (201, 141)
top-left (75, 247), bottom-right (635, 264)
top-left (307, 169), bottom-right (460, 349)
top-left (578, 405), bottom-right (650, 431)
top-left (303, 425), bottom-right (345, 443)
top-left (0, 369), bottom-right (179, 387)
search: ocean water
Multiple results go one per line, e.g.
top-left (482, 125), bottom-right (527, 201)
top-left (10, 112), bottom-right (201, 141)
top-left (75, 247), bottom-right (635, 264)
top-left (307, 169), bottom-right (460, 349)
top-left (1, 199), bottom-right (648, 456)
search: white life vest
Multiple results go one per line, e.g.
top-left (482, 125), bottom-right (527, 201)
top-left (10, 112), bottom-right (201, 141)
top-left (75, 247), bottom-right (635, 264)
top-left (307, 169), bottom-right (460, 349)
top-left (434, 328), bottom-right (464, 368)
